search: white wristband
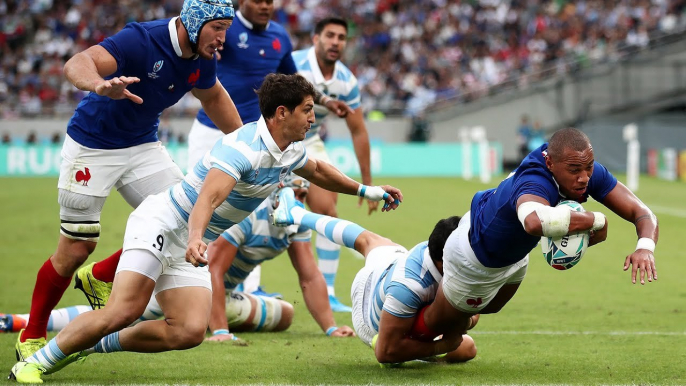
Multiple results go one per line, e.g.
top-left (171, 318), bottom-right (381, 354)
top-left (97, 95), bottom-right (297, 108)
top-left (357, 185), bottom-right (387, 201)
top-left (636, 238), bottom-right (655, 253)
top-left (591, 212), bottom-right (606, 231)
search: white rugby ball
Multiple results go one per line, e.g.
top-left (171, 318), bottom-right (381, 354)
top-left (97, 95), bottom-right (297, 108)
top-left (541, 200), bottom-right (590, 270)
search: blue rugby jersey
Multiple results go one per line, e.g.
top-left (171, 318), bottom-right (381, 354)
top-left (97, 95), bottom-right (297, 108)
top-left (220, 198), bottom-right (310, 290)
top-left (469, 143), bottom-right (618, 268)
top-left (292, 47), bottom-right (360, 139)
top-left (196, 11), bottom-right (297, 128)
top-left (168, 116), bottom-right (308, 240)
top-left (367, 242), bottom-right (441, 333)
top-left (68, 17), bottom-right (217, 149)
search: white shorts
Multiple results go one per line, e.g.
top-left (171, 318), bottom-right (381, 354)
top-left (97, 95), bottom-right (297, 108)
top-left (121, 192), bottom-right (211, 294)
top-left (442, 212), bottom-right (528, 313)
top-left (302, 134), bottom-right (331, 163)
top-left (187, 119), bottom-right (225, 170)
top-left (58, 134), bottom-right (180, 197)
top-left (351, 245), bottom-right (408, 346)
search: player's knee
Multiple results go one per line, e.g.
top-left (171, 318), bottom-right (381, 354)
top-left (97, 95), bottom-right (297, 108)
top-left (271, 301), bottom-right (293, 332)
top-left (169, 323), bottom-right (206, 350)
top-left (459, 335), bottom-right (478, 362)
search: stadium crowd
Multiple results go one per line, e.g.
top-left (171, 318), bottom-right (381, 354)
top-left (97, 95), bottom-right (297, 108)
top-left (1, 0), bottom-right (685, 120)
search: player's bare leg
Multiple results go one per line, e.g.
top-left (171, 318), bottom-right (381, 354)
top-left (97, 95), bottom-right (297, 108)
top-left (115, 286), bottom-right (211, 352)
top-left (480, 283), bottom-right (521, 314)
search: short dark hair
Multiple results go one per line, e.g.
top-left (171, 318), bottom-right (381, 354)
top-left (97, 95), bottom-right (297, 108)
top-left (314, 17), bottom-right (348, 35)
top-left (547, 127), bottom-right (591, 161)
top-left (256, 74), bottom-right (317, 119)
top-left (428, 216), bottom-right (462, 264)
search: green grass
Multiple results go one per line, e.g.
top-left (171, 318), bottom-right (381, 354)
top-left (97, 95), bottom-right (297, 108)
top-left (1, 176), bottom-right (685, 385)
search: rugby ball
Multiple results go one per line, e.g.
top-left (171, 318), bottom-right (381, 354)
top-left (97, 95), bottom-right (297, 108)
top-left (541, 200), bottom-right (590, 270)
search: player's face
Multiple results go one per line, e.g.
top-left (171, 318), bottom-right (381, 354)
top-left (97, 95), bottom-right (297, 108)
top-left (546, 146), bottom-right (595, 201)
top-left (241, 0), bottom-right (274, 29)
top-left (197, 19), bottom-right (232, 60)
top-left (314, 24), bottom-right (347, 65)
top-left (282, 96), bottom-right (315, 142)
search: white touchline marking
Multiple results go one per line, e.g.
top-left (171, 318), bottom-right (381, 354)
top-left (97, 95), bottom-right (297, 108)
top-left (646, 204), bottom-right (686, 218)
top-left (471, 331), bottom-right (686, 336)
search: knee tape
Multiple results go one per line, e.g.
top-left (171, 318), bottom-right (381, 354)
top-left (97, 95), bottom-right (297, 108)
top-left (60, 221), bottom-right (101, 242)
top-left (226, 292), bottom-right (285, 332)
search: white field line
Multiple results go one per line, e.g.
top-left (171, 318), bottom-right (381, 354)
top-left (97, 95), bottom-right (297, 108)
top-left (646, 204), bottom-right (686, 218)
top-left (471, 330), bottom-right (686, 336)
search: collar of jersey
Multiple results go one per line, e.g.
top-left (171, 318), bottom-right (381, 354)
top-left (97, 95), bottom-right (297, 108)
top-left (422, 247), bottom-right (442, 281)
top-left (257, 116), bottom-right (288, 160)
top-left (307, 47), bottom-right (340, 86)
top-left (236, 11), bottom-right (270, 31)
top-left (168, 17), bottom-right (199, 60)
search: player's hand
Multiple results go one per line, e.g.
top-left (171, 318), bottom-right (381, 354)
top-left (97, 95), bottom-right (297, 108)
top-left (358, 197), bottom-right (380, 215)
top-left (186, 238), bottom-right (209, 267)
top-left (330, 326), bottom-right (356, 337)
top-left (380, 185), bottom-right (402, 212)
top-left (324, 99), bottom-right (354, 118)
top-left (205, 333), bottom-right (238, 342)
top-left (588, 218), bottom-right (608, 247)
top-left (624, 249), bottom-right (657, 285)
top-left (95, 76), bottom-right (143, 104)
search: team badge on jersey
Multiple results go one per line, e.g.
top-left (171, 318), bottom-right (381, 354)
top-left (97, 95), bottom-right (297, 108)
top-left (237, 32), bottom-right (249, 49)
top-left (272, 38), bottom-right (281, 52)
top-left (187, 69), bottom-right (200, 86)
top-left (148, 60), bottom-right (164, 79)
top-left (279, 166), bottom-right (289, 182)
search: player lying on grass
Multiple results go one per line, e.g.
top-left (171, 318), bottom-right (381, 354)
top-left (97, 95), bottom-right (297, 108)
top-left (1, 291), bottom-right (293, 335)
top-left (9, 73), bottom-right (402, 384)
top-left (418, 128), bottom-right (659, 344)
top-left (272, 187), bottom-right (479, 364)
top-left (206, 174), bottom-right (354, 341)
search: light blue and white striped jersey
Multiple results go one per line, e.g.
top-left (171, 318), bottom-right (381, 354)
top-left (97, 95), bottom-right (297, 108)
top-left (220, 197), bottom-right (311, 290)
top-left (367, 242), bottom-right (442, 333)
top-left (169, 116), bottom-right (308, 240)
top-left (292, 47), bottom-right (360, 139)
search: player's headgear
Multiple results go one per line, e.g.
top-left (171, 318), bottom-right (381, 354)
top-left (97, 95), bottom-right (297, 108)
top-left (180, 0), bottom-right (235, 53)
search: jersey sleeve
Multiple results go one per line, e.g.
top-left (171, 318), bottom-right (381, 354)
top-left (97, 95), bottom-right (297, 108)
top-left (221, 214), bottom-right (253, 247)
top-left (511, 168), bottom-right (559, 205)
top-left (588, 161), bottom-right (618, 202)
top-left (99, 23), bottom-right (147, 75)
top-left (208, 138), bottom-right (254, 181)
top-left (382, 281), bottom-right (422, 318)
top-left (194, 57), bottom-right (218, 90)
top-left (289, 145), bottom-right (308, 172)
top-left (340, 75), bottom-right (361, 110)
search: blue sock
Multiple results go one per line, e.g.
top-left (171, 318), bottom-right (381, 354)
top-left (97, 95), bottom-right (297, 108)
top-left (26, 339), bottom-right (66, 371)
top-left (92, 331), bottom-right (123, 354)
top-left (291, 207), bottom-right (366, 249)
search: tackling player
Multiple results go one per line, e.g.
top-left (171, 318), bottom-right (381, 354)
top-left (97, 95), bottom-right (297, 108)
top-left (271, 188), bottom-right (478, 364)
top-left (15, 0), bottom-right (243, 363)
top-left (292, 17), bottom-right (376, 312)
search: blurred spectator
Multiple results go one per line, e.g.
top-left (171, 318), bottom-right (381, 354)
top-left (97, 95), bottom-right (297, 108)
top-left (517, 114), bottom-right (534, 160)
top-left (408, 114), bottom-right (431, 142)
top-left (2, 133), bottom-right (11, 144)
top-left (26, 131), bottom-right (38, 144)
top-left (51, 132), bottom-right (62, 144)
top-left (1, 0), bottom-right (685, 119)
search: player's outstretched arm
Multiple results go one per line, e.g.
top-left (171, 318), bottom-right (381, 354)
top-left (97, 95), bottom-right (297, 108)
top-left (206, 237), bottom-right (239, 341)
top-left (186, 169), bottom-right (237, 267)
top-left (516, 194), bottom-right (606, 237)
top-left (345, 107), bottom-right (378, 215)
top-left (374, 311), bottom-right (461, 364)
top-left (294, 158), bottom-right (402, 211)
top-left (288, 242), bottom-right (355, 337)
top-left (192, 80), bottom-right (243, 134)
top-left (600, 181), bottom-right (658, 285)
top-left (64, 45), bottom-right (142, 103)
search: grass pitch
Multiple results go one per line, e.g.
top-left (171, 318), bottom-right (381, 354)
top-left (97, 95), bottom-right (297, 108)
top-left (0, 176), bottom-right (685, 385)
